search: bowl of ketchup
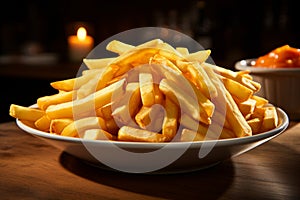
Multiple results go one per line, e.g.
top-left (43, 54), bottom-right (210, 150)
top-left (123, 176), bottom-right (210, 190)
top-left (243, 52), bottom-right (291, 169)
top-left (235, 45), bottom-right (300, 120)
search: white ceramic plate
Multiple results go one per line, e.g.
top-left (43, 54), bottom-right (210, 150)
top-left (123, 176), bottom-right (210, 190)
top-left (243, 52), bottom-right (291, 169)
top-left (235, 58), bottom-right (300, 74)
top-left (16, 108), bottom-right (289, 174)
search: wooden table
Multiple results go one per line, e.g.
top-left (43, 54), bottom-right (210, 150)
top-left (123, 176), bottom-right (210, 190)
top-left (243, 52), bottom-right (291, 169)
top-left (1, 121), bottom-right (299, 200)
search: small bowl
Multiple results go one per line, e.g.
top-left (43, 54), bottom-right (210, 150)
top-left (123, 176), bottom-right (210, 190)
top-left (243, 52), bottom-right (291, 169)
top-left (235, 58), bottom-right (300, 120)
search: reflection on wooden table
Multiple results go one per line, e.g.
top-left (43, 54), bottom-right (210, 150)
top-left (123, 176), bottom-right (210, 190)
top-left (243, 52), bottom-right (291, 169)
top-left (0, 121), bottom-right (299, 200)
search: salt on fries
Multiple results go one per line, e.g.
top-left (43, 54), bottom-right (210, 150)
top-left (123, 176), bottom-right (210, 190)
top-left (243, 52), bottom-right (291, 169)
top-left (9, 39), bottom-right (279, 142)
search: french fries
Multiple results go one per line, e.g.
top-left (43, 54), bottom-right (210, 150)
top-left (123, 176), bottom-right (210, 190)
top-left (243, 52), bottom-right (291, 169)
top-left (9, 38), bottom-right (280, 142)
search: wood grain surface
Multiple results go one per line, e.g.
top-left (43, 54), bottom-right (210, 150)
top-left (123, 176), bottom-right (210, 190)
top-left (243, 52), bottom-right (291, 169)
top-left (0, 121), bottom-right (299, 200)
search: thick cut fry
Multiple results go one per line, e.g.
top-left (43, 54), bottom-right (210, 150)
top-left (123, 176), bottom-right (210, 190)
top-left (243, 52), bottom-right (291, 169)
top-left (118, 126), bottom-right (167, 142)
top-left (46, 78), bottom-right (126, 119)
top-left (204, 65), bottom-right (252, 137)
top-left (225, 89), bottom-right (252, 137)
top-left (203, 62), bottom-right (261, 92)
top-left (105, 118), bottom-right (119, 135)
top-left (181, 128), bottom-right (205, 142)
top-left (83, 57), bottom-right (115, 69)
top-left (159, 78), bottom-right (210, 124)
top-left (189, 79), bottom-right (215, 118)
top-left (247, 118), bottom-right (262, 134)
top-left (150, 54), bottom-right (182, 73)
top-left (50, 118), bottom-right (73, 134)
top-left (238, 98), bottom-right (257, 119)
top-left (50, 78), bottom-right (75, 91)
top-left (106, 40), bottom-right (134, 55)
top-left (76, 71), bottom-right (108, 99)
top-left (135, 106), bottom-right (153, 129)
top-left (185, 61), bottom-right (217, 98)
top-left (139, 71), bottom-right (155, 107)
top-left (135, 105), bottom-right (164, 132)
top-left (180, 114), bottom-right (234, 140)
top-left (50, 69), bottom-right (102, 92)
top-left (261, 106), bottom-right (278, 132)
top-left (162, 97), bottom-right (179, 141)
top-left (184, 49), bottom-right (211, 63)
top-left (83, 129), bottom-right (116, 140)
top-left (61, 117), bottom-right (107, 137)
top-left (37, 91), bottom-right (74, 110)
top-left (156, 42), bottom-right (183, 63)
top-left (176, 47), bottom-right (189, 56)
top-left (34, 115), bottom-right (51, 131)
top-left (96, 103), bottom-right (113, 119)
top-left (153, 83), bottom-right (164, 104)
top-left (112, 82), bottom-right (141, 126)
top-left (251, 95), bottom-right (268, 107)
top-left (220, 76), bottom-right (253, 102)
top-left (9, 104), bottom-right (45, 121)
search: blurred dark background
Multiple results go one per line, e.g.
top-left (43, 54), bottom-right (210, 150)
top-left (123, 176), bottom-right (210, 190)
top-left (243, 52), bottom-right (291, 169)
top-left (0, 0), bottom-right (299, 122)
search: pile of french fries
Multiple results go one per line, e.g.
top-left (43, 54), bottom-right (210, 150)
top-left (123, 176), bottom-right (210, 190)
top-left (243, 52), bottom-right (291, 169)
top-left (9, 39), bottom-right (279, 142)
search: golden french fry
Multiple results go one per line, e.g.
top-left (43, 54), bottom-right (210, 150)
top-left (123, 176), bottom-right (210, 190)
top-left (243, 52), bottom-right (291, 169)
top-left (156, 42), bottom-right (183, 63)
top-left (50, 69), bottom-right (102, 92)
top-left (50, 78), bottom-right (75, 91)
top-left (181, 128), bottom-right (205, 142)
top-left (83, 57), bottom-right (115, 69)
top-left (211, 109), bottom-right (231, 129)
top-left (237, 98), bottom-right (257, 119)
top-left (135, 105), bottom-right (164, 132)
top-left (159, 78), bottom-right (209, 124)
top-left (61, 117), bottom-right (107, 137)
top-left (105, 118), bottom-right (119, 135)
top-left (162, 97), bottom-right (179, 141)
top-left (203, 62), bottom-right (261, 92)
top-left (112, 82), bottom-right (141, 126)
top-left (176, 47), bottom-right (189, 56)
top-left (224, 89), bottom-right (252, 137)
top-left (180, 114), bottom-right (234, 140)
top-left (118, 126), bottom-right (167, 142)
top-left (184, 49), bottom-right (211, 63)
top-left (34, 115), bottom-right (51, 131)
top-left (135, 106), bottom-right (153, 129)
top-left (83, 129), bottom-right (116, 140)
top-left (261, 106), bottom-right (278, 132)
top-left (185, 61), bottom-right (217, 98)
top-left (20, 120), bottom-right (37, 129)
top-left (103, 39), bottom-right (163, 77)
top-left (153, 83), bottom-right (164, 104)
top-left (150, 54), bottom-right (182, 73)
top-left (106, 40), bottom-right (134, 55)
top-left (37, 91), bottom-right (74, 110)
top-left (189, 79), bottom-right (215, 118)
top-left (96, 103), bottom-right (113, 119)
top-left (46, 78), bottom-right (126, 119)
top-left (139, 71), bottom-right (155, 107)
top-left (251, 95), bottom-right (269, 107)
top-left (219, 75), bottom-right (253, 102)
top-left (76, 69), bottom-right (112, 99)
top-left (204, 65), bottom-right (252, 137)
top-left (247, 118), bottom-right (262, 134)
top-left (50, 118), bottom-right (73, 134)
top-left (9, 104), bottom-right (45, 122)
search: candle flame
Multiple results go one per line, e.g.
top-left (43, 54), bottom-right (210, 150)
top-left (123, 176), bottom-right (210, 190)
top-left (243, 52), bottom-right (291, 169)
top-left (77, 27), bottom-right (87, 41)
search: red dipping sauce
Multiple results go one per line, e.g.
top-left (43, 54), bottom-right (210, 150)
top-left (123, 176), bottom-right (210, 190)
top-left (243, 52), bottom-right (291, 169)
top-left (254, 45), bottom-right (300, 68)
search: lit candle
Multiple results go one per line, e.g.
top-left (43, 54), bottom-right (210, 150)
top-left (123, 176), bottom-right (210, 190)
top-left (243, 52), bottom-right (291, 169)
top-left (68, 27), bottom-right (94, 62)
